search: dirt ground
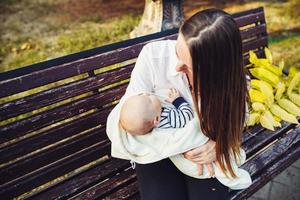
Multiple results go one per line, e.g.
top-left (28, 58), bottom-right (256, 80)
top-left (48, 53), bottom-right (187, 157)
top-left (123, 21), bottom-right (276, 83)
top-left (54, 0), bottom-right (145, 22)
top-left (50, 0), bottom-right (246, 24)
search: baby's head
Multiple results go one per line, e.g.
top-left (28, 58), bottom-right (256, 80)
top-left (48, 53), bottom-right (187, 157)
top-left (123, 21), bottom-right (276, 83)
top-left (120, 92), bottom-right (162, 135)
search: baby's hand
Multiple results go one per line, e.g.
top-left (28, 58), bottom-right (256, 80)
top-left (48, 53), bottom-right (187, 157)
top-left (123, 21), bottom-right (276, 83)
top-left (166, 88), bottom-right (180, 103)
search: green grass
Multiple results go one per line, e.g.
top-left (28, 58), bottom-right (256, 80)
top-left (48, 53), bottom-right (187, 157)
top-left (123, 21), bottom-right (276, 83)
top-left (55, 15), bottom-right (141, 54)
top-left (269, 35), bottom-right (300, 68)
top-left (0, 14), bottom-right (140, 71)
top-left (0, 0), bottom-right (141, 72)
top-left (269, 31), bottom-right (300, 45)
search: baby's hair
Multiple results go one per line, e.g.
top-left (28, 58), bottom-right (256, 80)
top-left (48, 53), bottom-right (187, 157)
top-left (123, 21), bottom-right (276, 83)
top-left (119, 95), bottom-right (155, 135)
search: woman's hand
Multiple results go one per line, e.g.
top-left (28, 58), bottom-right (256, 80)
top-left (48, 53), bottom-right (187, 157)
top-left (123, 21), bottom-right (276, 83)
top-left (183, 139), bottom-right (216, 177)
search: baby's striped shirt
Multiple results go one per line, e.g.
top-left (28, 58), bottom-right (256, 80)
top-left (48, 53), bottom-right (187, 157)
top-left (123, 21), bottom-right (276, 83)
top-left (157, 97), bottom-right (194, 129)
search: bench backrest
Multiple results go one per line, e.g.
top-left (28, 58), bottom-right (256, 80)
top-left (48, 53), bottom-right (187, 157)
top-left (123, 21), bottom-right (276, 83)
top-left (0, 7), bottom-right (268, 199)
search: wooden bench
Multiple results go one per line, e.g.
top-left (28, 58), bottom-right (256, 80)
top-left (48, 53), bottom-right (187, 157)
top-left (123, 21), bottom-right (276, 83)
top-left (0, 7), bottom-right (299, 200)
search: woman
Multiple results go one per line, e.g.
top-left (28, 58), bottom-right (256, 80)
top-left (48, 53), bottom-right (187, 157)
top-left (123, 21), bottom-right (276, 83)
top-left (106, 8), bottom-right (249, 200)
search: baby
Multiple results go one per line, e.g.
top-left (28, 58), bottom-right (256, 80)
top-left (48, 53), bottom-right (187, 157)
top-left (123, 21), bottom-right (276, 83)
top-left (119, 88), bottom-right (194, 135)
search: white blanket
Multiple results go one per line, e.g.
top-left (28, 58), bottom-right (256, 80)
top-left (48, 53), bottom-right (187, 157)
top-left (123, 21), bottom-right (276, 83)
top-left (106, 92), bottom-right (252, 190)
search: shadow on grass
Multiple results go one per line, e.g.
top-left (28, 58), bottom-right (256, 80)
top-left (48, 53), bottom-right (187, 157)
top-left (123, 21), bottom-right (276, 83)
top-left (269, 27), bottom-right (300, 44)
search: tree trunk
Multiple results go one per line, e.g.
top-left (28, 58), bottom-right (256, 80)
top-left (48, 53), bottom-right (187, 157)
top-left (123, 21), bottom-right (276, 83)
top-left (130, 0), bottom-right (184, 38)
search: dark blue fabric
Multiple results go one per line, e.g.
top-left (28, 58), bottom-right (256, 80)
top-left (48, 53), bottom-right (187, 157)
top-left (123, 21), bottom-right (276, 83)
top-left (172, 97), bottom-right (187, 109)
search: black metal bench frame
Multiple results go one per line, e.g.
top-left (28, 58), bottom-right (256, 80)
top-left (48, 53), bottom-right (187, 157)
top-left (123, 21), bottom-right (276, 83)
top-left (0, 7), bottom-right (299, 200)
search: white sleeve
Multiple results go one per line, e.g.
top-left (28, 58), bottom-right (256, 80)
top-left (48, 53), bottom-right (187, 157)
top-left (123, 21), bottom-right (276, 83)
top-left (123, 44), bottom-right (154, 97)
top-left (106, 44), bottom-right (209, 164)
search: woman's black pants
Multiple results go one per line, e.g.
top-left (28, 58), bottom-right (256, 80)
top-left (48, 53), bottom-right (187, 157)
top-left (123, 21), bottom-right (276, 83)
top-left (135, 158), bottom-right (230, 200)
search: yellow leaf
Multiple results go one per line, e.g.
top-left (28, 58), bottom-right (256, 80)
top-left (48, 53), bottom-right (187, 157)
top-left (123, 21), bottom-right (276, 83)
top-left (21, 43), bottom-right (28, 50)
top-left (279, 60), bottom-right (285, 71)
top-left (249, 50), bottom-right (258, 64)
top-left (264, 47), bottom-right (273, 64)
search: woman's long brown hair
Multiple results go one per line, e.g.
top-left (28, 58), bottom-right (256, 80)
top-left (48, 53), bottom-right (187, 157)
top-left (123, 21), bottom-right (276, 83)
top-left (180, 8), bottom-right (249, 178)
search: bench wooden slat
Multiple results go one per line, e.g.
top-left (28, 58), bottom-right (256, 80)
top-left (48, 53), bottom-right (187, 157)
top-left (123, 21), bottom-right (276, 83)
top-left (68, 168), bottom-right (137, 200)
top-left (241, 125), bottom-right (264, 145)
top-left (243, 126), bottom-right (300, 176)
top-left (231, 127), bottom-right (300, 199)
top-left (243, 122), bottom-right (295, 157)
top-left (0, 122), bottom-right (107, 166)
top-left (234, 11), bottom-right (265, 27)
top-left (0, 126), bottom-right (108, 172)
top-left (0, 84), bottom-right (126, 144)
top-left (0, 141), bottom-right (111, 199)
top-left (240, 24), bottom-right (267, 40)
top-left (0, 65), bottom-right (133, 121)
top-left (31, 158), bottom-right (130, 200)
top-left (0, 128), bottom-right (109, 186)
top-left (103, 181), bottom-right (139, 200)
top-left (243, 36), bottom-right (268, 53)
top-left (0, 111), bottom-right (109, 163)
top-left (1, 127), bottom-right (107, 175)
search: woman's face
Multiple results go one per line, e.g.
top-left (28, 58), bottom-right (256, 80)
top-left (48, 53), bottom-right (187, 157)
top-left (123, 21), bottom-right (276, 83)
top-left (175, 33), bottom-right (193, 81)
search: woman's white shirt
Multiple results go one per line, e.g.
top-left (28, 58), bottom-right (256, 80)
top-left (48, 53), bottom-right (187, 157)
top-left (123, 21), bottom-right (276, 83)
top-left (106, 40), bottom-right (252, 189)
top-left (106, 40), bottom-right (209, 162)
